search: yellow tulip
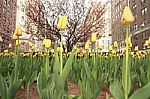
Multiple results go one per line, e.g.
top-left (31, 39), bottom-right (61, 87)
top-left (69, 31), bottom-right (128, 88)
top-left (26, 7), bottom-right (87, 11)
top-left (36, 48), bottom-right (40, 52)
top-left (98, 44), bottom-right (103, 50)
top-left (148, 37), bottom-right (150, 46)
top-left (57, 16), bottom-right (68, 30)
top-left (129, 42), bottom-right (132, 48)
top-left (51, 49), bottom-right (54, 53)
top-left (57, 47), bottom-right (63, 52)
top-left (113, 41), bottom-right (118, 48)
top-left (29, 42), bottom-right (33, 47)
top-left (44, 39), bottom-right (51, 48)
top-left (4, 49), bottom-right (8, 53)
top-left (85, 40), bottom-right (90, 50)
top-left (112, 50), bottom-right (116, 54)
top-left (15, 26), bottom-right (22, 36)
top-left (57, 47), bottom-right (60, 52)
top-left (12, 34), bottom-right (19, 40)
top-left (121, 6), bottom-right (134, 25)
top-left (65, 49), bottom-right (67, 53)
top-left (108, 45), bottom-right (113, 51)
top-left (125, 37), bottom-right (132, 48)
top-left (30, 45), bottom-right (34, 50)
top-left (144, 40), bottom-right (149, 47)
top-left (91, 33), bottom-right (97, 42)
top-left (59, 47), bottom-right (63, 52)
top-left (15, 40), bottom-right (21, 46)
top-left (134, 46), bottom-right (138, 51)
top-left (42, 39), bottom-right (47, 46)
top-left (9, 44), bottom-right (12, 48)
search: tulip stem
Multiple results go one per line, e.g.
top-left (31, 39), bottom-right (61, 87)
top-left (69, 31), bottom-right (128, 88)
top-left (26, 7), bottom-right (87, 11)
top-left (125, 25), bottom-right (129, 99)
top-left (14, 38), bottom-right (19, 83)
top-left (92, 42), bottom-right (97, 80)
top-left (60, 32), bottom-right (63, 74)
top-left (45, 48), bottom-right (49, 78)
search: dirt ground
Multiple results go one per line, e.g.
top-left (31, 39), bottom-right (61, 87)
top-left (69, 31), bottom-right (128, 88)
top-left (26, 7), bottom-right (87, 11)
top-left (15, 80), bottom-right (111, 99)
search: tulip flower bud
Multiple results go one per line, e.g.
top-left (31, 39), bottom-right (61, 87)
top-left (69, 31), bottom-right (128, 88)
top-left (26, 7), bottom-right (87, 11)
top-left (121, 6), bottom-right (134, 25)
top-left (57, 47), bottom-right (63, 52)
top-left (15, 26), bottom-right (22, 36)
top-left (29, 42), bottom-right (33, 47)
top-left (59, 47), bottom-right (63, 52)
top-left (57, 16), bottom-right (68, 30)
top-left (9, 44), bottom-right (12, 48)
top-left (129, 42), bottom-right (132, 48)
top-left (148, 37), bottom-right (150, 46)
top-left (108, 45), bottom-right (113, 51)
top-left (12, 34), bottom-right (19, 40)
top-left (144, 40), bottom-right (149, 47)
top-left (65, 49), bottom-right (67, 53)
top-left (4, 49), bottom-right (8, 53)
top-left (113, 41), bottom-right (118, 48)
top-left (44, 39), bottom-right (51, 48)
top-left (91, 33), bottom-right (97, 42)
top-left (85, 40), bottom-right (90, 50)
top-left (15, 40), bottom-right (21, 46)
top-left (42, 39), bottom-right (46, 46)
top-left (98, 44), bottom-right (103, 50)
top-left (36, 48), bottom-right (40, 52)
top-left (134, 46), bottom-right (138, 51)
top-left (51, 49), bottom-right (54, 53)
top-left (112, 50), bottom-right (116, 54)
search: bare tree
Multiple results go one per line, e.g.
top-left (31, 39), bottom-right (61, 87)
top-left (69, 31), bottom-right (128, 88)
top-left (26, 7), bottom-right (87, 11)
top-left (24, 0), bottom-right (105, 51)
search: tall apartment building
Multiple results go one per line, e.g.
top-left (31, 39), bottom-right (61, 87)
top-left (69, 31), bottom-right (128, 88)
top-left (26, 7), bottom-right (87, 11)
top-left (111, 0), bottom-right (150, 50)
top-left (0, 0), bottom-right (17, 50)
top-left (130, 0), bottom-right (150, 50)
top-left (111, 0), bottom-right (128, 51)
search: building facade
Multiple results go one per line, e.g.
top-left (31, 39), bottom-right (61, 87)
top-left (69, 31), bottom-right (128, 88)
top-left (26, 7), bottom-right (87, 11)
top-left (0, 0), bottom-right (17, 50)
top-left (130, 0), bottom-right (150, 50)
top-left (111, 0), bottom-right (150, 51)
top-left (111, 0), bottom-right (128, 51)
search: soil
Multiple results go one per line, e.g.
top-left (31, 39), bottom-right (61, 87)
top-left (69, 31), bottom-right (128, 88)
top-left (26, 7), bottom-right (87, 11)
top-left (15, 80), bottom-right (111, 99)
top-left (15, 83), bottom-right (39, 99)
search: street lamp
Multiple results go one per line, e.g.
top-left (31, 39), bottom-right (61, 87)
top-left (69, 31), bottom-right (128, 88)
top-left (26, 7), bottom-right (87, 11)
top-left (0, 35), bottom-right (3, 52)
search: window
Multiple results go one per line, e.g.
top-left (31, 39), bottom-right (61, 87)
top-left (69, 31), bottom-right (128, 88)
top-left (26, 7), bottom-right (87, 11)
top-left (21, 16), bottom-right (24, 22)
top-left (141, 7), bottom-right (147, 16)
top-left (132, 4), bottom-right (137, 11)
top-left (3, 16), bottom-right (6, 22)
top-left (133, 24), bottom-right (138, 31)
top-left (102, 40), bottom-right (104, 43)
top-left (120, 4), bottom-right (121, 9)
top-left (4, 0), bottom-right (6, 6)
top-left (21, 7), bottom-right (25, 12)
top-left (3, 8), bottom-right (6, 16)
top-left (8, 3), bottom-right (11, 10)
top-left (108, 40), bottom-right (110, 44)
top-left (141, 19), bottom-right (146, 27)
top-left (135, 24), bottom-right (138, 30)
top-left (8, 11), bottom-right (10, 17)
top-left (118, 14), bottom-right (119, 19)
top-left (3, 25), bottom-right (6, 31)
top-left (142, 32), bottom-right (146, 39)
top-left (141, 0), bottom-right (145, 4)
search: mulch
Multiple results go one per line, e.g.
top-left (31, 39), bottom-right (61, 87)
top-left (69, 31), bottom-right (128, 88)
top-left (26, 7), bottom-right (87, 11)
top-left (15, 80), bottom-right (112, 99)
